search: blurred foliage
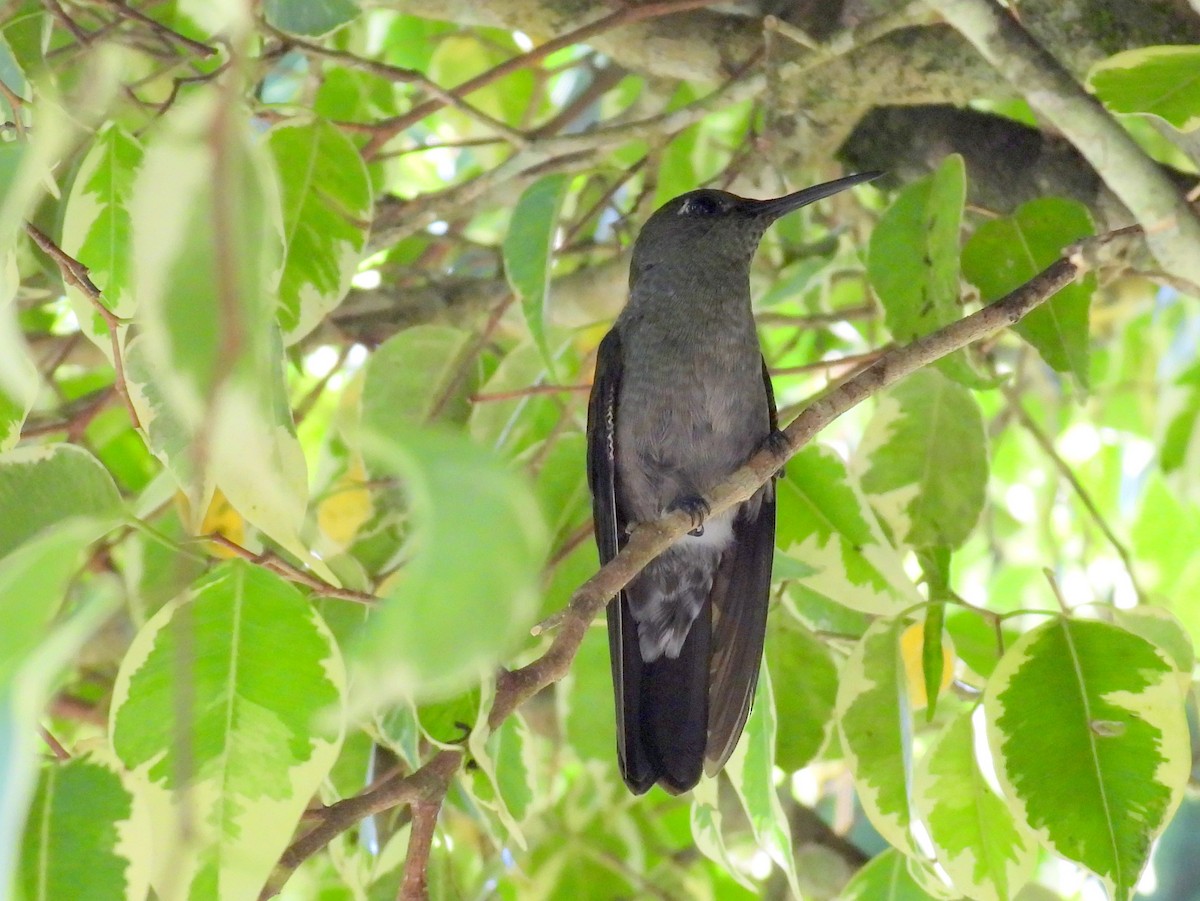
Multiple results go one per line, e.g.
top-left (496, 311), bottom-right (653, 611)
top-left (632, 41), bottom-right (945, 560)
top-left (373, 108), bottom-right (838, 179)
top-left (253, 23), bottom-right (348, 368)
top-left (2, 2), bottom-right (1200, 900)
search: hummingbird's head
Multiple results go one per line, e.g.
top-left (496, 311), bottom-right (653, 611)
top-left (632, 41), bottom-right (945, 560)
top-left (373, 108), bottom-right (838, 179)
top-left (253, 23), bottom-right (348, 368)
top-left (629, 171), bottom-right (883, 279)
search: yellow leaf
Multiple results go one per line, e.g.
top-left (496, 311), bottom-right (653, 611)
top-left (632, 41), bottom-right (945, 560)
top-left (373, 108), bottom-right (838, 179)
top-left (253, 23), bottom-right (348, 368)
top-left (900, 622), bottom-right (955, 709)
top-left (317, 454), bottom-right (373, 550)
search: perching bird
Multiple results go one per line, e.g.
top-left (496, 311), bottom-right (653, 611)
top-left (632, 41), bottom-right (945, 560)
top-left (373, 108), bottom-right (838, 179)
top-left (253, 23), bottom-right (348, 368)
top-left (586, 171), bottom-right (882, 794)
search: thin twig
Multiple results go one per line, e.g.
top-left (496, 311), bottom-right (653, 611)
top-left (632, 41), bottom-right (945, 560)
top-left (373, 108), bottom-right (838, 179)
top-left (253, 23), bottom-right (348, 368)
top-left (39, 726), bottom-right (72, 761)
top-left (204, 533), bottom-right (380, 605)
top-left (100, 0), bottom-right (218, 57)
top-left (1001, 380), bottom-right (1147, 604)
top-left (361, 0), bottom-right (724, 157)
top-left (471, 382), bottom-right (590, 403)
top-left (23, 223), bottom-right (141, 428)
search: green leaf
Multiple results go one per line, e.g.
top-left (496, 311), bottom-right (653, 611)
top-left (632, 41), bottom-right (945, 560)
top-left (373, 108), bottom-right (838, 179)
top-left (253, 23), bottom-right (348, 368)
top-left (267, 119), bottom-right (372, 344)
top-left (0, 252), bottom-right (36, 451)
top-left (690, 778), bottom-right (757, 893)
top-left (764, 617), bottom-right (837, 772)
top-left (0, 522), bottom-right (123, 899)
top-left (857, 369), bottom-right (987, 549)
top-left (362, 325), bottom-right (475, 428)
top-left (469, 341), bottom-right (562, 457)
top-left (775, 444), bottom-right (918, 615)
top-left (19, 756), bottom-right (150, 901)
top-left (724, 664), bottom-right (802, 898)
top-left (264, 0), bottom-right (359, 36)
top-left (130, 90), bottom-right (283, 431)
top-left (350, 427), bottom-right (546, 706)
top-left (868, 154), bottom-right (978, 384)
top-left (984, 617), bottom-right (1189, 899)
top-left (0, 445), bottom-right (121, 558)
top-left (110, 561), bottom-right (345, 901)
top-left (563, 623), bottom-right (617, 764)
top-left (1089, 45), bottom-right (1200, 131)
top-left (913, 710), bottom-right (1036, 901)
top-left (840, 848), bottom-right (942, 900)
top-left (61, 123), bottom-right (143, 352)
top-left (503, 175), bottom-right (571, 376)
top-left (835, 617), bottom-right (914, 853)
top-left (917, 547), bottom-right (950, 722)
top-left (962, 197), bottom-right (1095, 387)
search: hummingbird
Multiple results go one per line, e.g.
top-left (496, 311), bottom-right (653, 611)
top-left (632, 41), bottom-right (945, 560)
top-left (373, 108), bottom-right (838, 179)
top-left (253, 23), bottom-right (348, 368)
top-left (586, 171), bottom-right (882, 794)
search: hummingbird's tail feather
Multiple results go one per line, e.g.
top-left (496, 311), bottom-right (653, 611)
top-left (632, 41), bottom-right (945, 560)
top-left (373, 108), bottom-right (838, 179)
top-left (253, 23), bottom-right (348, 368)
top-left (704, 486), bottom-right (776, 774)
top-left (610, 584), bottom-right (711, 794)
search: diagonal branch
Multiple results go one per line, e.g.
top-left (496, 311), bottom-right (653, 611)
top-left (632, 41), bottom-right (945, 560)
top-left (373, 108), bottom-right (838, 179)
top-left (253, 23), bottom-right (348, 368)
top-left (266, 225), bottom-right (1136, 898)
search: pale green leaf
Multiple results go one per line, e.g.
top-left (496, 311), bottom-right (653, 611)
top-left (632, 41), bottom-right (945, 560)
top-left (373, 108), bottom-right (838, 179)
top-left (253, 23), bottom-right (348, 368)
top-left (268, 119), bottom-right (372, 344)
top-left (984, 617), bottom-right (1189, 899)
top-left (962, 197), bottom-right (1094, 387)
top-left (0, 445), bottom-right (122, 558)
top-left (1089, 45), bottom-right (1200, 131)
top-left (765, 617), bottom-right (837, 772)
top-left (856, 369), bottom-right (987, 549)
top-left (362, 325), bottom-right (475, 428)
top-left (913, 710), bottom-right (1036, 901)
top-left (19, 756), bottom-right (150, 901)
top-left (0, 251), bottom-right (35, 449)
top-left (503, 175), bottom-right (570, 376)
top-left (868, 154), bottom-right (979, 385)
top-left (725, 664), bottom-right (802, 898)
top-left (839, 848), bottom-right (941, 901)
top-left (0, 522), bottom-right (123, 898)
top-left (61, 123), bottom-right (142, 351)
top-left (835, 617), bottom-right (914, 853)
top-left (690, 778), bottom-right (757, 893)
top-left (776, 444), bottom-right (918, 615)
top-left (130, 90), bottom-right (283, 430)
top-left (109, 562), bottom-right (345, 901)
top-left (264, 0), bottom-right (360, 36)
top-left (349, 427), bottom-right (546, 705)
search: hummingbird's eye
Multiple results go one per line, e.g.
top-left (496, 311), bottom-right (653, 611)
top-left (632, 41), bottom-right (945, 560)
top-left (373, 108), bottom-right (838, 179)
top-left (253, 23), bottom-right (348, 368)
top-left (678, 194), bottom-right (722, 217)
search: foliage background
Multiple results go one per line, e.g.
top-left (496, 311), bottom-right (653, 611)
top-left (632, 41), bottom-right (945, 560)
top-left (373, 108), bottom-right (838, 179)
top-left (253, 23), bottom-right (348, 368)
top-left (3, 0), bottom-right (1200, 899)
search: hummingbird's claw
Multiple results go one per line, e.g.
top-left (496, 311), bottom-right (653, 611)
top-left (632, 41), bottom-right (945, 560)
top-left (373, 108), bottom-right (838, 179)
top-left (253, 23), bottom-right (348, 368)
top-left (670, 494), bottom-right (710, 536)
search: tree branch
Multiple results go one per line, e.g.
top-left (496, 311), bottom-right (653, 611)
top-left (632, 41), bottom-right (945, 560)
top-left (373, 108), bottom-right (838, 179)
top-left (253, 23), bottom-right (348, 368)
top-left (924, 0), bottom-right (1200, 289)
top-left (266, 226), bottom-right (1135, 899)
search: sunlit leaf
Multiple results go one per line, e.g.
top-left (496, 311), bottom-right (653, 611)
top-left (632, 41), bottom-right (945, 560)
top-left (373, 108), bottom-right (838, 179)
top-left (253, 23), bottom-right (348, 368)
top-left (857, 369), bottom-right (987, 549)
top-left (110, 562), bottom-right (345, 901)
top-left (268, 118), bottom-right (372, 344)
top-left (835, 617), bottom-right (914, 853)
top-left (913, 710), bottom-right (1037, 901)
top-left (984, 617), bottom-right (1189, 898)
top-left (19, 756), bottom-right (150, 901)
top-left (764, 616), bottom-right (837, 772)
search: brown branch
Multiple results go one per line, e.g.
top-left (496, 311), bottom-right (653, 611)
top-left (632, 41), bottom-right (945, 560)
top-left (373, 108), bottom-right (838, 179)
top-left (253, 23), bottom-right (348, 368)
top-left (99, 0), bottom-right (218, 57)
top-left (23, 223), bottom-right (141, 428)
top-left (204, 533), bottom-right (380, 605)
top-left (270, 30), bottom-right (529, 147)
top-left (398, 797), bottom-right (445, 901)
top-left (471, 382), bottom-right (590, 403)
top-left (39, 726), bottom-right (72, 760)
top-left (262, 749), bottom-right (463, 899)
top-left (360, 0), bottom-right (724, 157)
top-left (264, 226), bottom-right (1132, 898)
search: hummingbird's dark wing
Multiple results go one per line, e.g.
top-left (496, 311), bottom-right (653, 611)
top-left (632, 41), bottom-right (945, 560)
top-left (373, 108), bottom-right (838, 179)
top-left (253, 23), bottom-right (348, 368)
top-left (704, 356), bottom-right (778, 772)
top-left (588, 330), bottom-right (711, 794)
top-left (586, 331), bottom-right (652, 791)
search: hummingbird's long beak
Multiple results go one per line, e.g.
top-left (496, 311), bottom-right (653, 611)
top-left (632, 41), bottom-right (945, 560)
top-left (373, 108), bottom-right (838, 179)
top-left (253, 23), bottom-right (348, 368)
top-left (753, 170), bottom-right (884, 222)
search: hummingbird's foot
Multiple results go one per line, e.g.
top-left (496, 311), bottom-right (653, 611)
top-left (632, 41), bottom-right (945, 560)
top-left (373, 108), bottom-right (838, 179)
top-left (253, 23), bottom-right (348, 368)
top-left (758, 429), bottom-right (790, 478)
top-left (669, 494), bottom-right (710, 536)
